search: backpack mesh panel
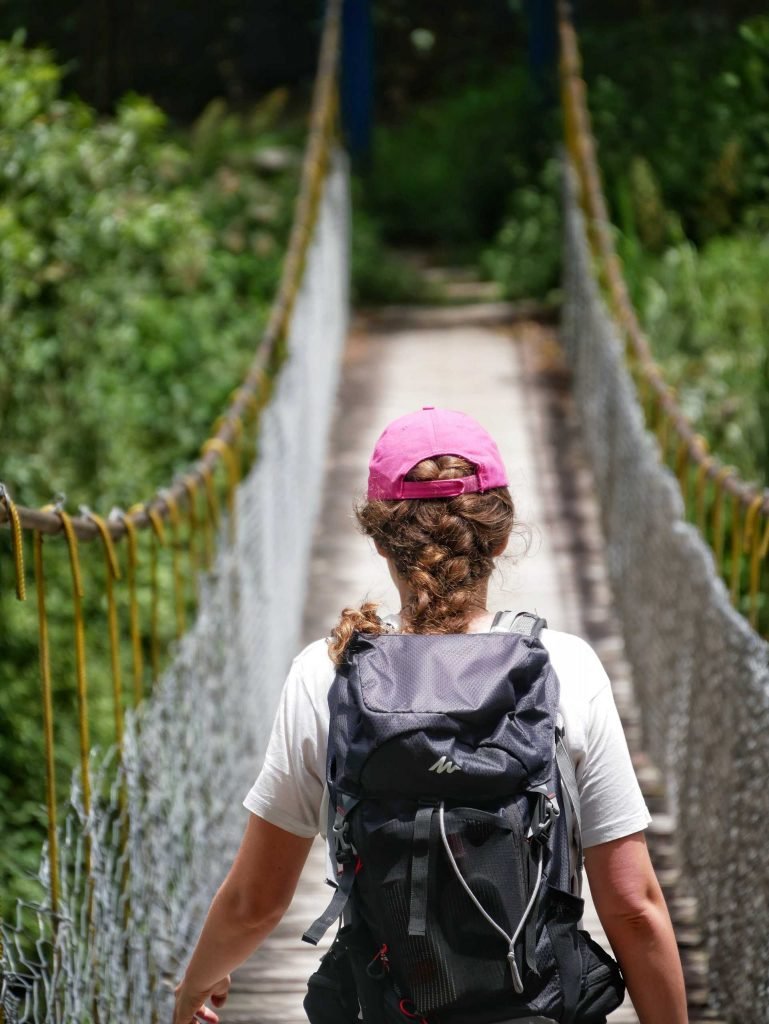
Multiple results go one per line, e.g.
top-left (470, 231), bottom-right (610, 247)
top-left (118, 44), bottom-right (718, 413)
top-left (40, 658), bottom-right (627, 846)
top-left (351, 801), bottom-right (530, 1014)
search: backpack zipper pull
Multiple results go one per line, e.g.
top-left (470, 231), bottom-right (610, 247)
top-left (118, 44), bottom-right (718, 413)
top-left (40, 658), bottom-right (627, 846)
top-left (366, 943), bottom-right (390, 978)
top-left (507, 948), bottom-right (525, 994)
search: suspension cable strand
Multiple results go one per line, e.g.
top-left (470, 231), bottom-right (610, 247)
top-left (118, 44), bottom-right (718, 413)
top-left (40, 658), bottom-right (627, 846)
top-left (160, 490), bottom-right (186, 640)
top-left (711, 467), bottom-right (734, 578)
top-left (695, 451), bottom-right (714, 538)
top-left (213, 412), bottom-right (245, 479)
top-left (181, 476), bottom-right (200, 598)
top-left (115, 510), bottom-right (144, 707)
top-left (729, 492), bottom-right (745, 605)
top-left (33, 528), bottom-right (60, 917)
top-left (202, 438), bottom-right (240, 545)
top-left (675, 437), bottom-right (691, 512)
top-left (56, 507), bottom-right (92, 832)
top-left (230, 385), bottom-right (262, 465)
top-left (745, 497), bottom-right (767, 628)
top-left (200, 464), bottom-right (220, 569)
top-left (84, 509), bottom-right (125, 751)
top-left (145, 505), bottom-right (167, 686)
top-left (0, 484), bottom-right (27, 601)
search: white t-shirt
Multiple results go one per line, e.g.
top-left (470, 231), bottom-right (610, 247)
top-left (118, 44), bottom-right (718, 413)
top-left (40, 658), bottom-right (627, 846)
top-left (243, 621), bottom-right (651, 849)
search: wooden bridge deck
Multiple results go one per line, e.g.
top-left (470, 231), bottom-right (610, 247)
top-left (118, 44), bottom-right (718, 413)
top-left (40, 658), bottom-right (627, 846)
top-left (221, 305), bottom-right (645, 1023)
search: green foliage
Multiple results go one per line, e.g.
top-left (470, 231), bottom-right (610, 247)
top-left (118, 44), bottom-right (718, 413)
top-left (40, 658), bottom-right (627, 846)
top-left (622, 232), bottom-right (769, 486)
top-left (583, 13), bottom-right (769, 488)
top-left (585, 13), bottom-right (769, 244)
top-left (352, 66), bottom-right (561, 302)
top-left (0, 36), bottom-right (300, 914)
top-left (482, 157), bottom-right (562, 302)
top-left (365, 69), bottom-right (556, 249)
top-left (351, 204), bottom-right (434, 305)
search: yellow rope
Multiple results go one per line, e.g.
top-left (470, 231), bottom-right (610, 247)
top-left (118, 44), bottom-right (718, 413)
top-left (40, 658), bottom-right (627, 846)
top-left (181, 476), bottom-right (200, 593)
top-left (695, 454), bottom-right (714, 537)
top-left (84, 509), bottom-right (125, 751)
top-left (0, 484), bottom-right (26, 601)
top-left (160, 491), bottom-right (186, 640)
top-left (116, 511), bottom-right (144, 707)
top-left (145, 506), bottom-right (167, 685)
top-left (33, 528), bottom-right (60, 916)
top-left (200, 464), bottom-right (220, 568)
top-left (744, 496), bottom-right (767, 629)
top-left (729, 494), bottom-right (744, 605)
top-left (711, 466), bottom-right (735, 576)
top-left (675, 437), bottom-right (690, 509)
top-left (56, 507), bottom-right (92, 827)
top-left (202, 437), bottom-right (240, 544)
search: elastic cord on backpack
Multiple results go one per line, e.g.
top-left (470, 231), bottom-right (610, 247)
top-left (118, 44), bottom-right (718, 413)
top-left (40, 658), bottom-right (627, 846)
top-left (437, 802), bottom-right (543, 995)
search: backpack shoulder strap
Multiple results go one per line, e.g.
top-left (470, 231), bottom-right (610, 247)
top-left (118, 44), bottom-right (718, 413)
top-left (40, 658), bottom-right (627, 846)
top-left (555, 714), bottom-right (584, 898)
top-left (491, 609), bottom-right (584, 897)
top-left (489, 609), bottom-right (548, 637)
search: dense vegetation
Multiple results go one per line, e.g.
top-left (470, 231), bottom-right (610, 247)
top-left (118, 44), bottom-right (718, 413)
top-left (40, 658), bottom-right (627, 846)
top-left (0, 35), bottom-right (301, 912)
top-left (582, 13), bottom-right (769, 488)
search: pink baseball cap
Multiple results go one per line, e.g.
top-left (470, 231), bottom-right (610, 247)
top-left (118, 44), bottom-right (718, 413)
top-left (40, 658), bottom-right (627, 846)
top-left (367, 406), bottom-right (509, 500)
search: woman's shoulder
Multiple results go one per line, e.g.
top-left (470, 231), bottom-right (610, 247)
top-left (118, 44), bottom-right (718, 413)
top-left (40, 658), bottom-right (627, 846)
top-left (539, 626), bottom-right (610, 705)
top-left (284, 635), bottom-right (336, 701)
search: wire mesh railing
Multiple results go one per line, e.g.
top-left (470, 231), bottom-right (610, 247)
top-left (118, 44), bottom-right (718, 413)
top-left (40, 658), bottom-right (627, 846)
top-left (0, 0), bottom-right (348, 1019)
top-left (559, 4), bottom-right (769, 1018)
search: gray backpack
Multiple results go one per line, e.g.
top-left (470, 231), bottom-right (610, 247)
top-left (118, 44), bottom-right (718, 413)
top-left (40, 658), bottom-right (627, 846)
top-left (303, 612), bottom-right (624, 1024)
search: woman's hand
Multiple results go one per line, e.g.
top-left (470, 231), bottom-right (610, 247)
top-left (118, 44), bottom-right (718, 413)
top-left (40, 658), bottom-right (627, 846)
top-left (173, 975), bottom-right (230, 1024)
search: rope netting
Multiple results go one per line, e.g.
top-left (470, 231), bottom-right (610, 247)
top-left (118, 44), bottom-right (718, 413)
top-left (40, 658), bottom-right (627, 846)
top-left (559, 5), bottom-right (769, 1018)
top-left (0, 1), bottom-right (348, 1019)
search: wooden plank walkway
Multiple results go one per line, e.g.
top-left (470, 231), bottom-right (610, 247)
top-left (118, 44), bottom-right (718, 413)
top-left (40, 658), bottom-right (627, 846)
top-left (221, 306), bottom-right (643, 1023)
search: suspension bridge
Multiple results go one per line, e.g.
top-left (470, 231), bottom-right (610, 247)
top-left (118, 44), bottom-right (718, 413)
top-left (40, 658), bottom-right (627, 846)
top-left (1, 2), bottom-right (767, 1022)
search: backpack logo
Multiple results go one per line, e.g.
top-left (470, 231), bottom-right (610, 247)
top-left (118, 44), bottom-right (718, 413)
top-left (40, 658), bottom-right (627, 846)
top-left (428, 756), bottom-right (462, 774)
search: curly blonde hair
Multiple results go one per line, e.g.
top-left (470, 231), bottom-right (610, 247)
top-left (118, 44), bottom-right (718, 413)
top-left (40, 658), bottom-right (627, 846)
top-left (328, 455), bottom-right (516, 664)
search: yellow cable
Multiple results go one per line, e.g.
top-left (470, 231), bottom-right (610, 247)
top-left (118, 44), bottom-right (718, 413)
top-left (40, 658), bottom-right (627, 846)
top-left (694, 453), bottom-right (714, 537)
top-left (84, 510), bottom-right (124, 751)
top-left (200, 464), bottom-right (220, 568)
top-left (202, 437), bottom-right (239, 544)
top-left (742, 494), bottom-right (766, 629)
top-left (117, 510), bottom-right (144, 707)
top-left (33, 527), bottom-right (60, 916)
top-left (748, 509), bottom-right (768, 630)
top-left (146, 506), bottom-right (167, 686)
top-left (181, 476), bottom-right (200, 593)
top-left (161, 491), bottom-right (186, 640)
top-left (729, 494), bottom-right (744, 606)
top-left (675, 436), bottom-right (690, 510)
top-left (742, 494), bottom-right (765, 553)
top-left (711, 466), bottom-right (735, 576)
top-left (56, 507), bottom-right (92, 828)
top-left (0, 484), bottom-right (26, 601)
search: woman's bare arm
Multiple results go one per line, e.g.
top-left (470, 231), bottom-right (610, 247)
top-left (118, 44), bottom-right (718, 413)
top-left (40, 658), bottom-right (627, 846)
top-left (585, 831), bottom-right (688, 1024)
top-left (173, 814), bottom-right (313, 1024)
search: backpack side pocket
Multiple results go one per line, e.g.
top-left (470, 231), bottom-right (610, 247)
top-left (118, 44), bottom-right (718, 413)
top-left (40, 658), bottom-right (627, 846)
top-left (575, 928), bottom-right (625, 1024)
top-left (304, 932), bottom-right (360, 1024)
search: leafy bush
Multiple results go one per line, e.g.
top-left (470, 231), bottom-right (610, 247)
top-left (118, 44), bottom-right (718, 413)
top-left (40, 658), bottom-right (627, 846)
top-left (482, 157), bottom-right (562, 302)
top-left (622, 231), bottom-right (769, 486)
top-left (364, 68), bottom-right (556, 250)
top-left (583, 13), bottom-right (769, 488)
top-left (0, 35), bottom-right (299, 512)
top-left (0, 35), bottom-right (301, 913)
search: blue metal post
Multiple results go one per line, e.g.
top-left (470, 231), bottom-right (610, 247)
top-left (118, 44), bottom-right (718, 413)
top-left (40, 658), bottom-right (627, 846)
top-left (340, 0), bottom-right (373, 164)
